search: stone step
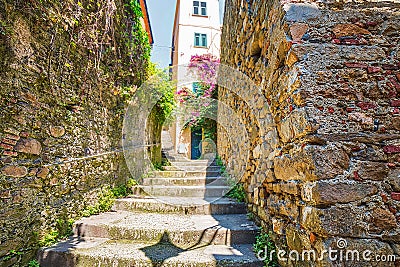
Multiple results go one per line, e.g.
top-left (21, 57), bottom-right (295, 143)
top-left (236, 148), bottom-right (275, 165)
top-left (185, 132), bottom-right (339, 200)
top-left (143, 176), bottom-right (227, 186)
top-left (113, 197), bottom-right (247, 215)
top-left (150, 170), bottom-right (221, 178)
top-left (142, 185), bottom-right (230, 197)
top-left (165, 160), bottom-right (217, 167)
top-left (38, 237), bottom-right (263, 267)
top-left (163, 165), bottom-right (221, 171)
top-left (162, 153), bottom-right (215, 162)
top-left (73, 211), bottom-right (258, 246)
top-left (171, 160), bottom-right (217, 166)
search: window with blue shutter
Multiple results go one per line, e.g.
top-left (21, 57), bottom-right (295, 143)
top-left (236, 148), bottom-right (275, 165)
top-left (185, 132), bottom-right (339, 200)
top-left (201, 2), bottom-right (207, 16)
top-left (194, 33), bottom-right (207, 47)
top-left (193, 1), bottom-right (207, 16)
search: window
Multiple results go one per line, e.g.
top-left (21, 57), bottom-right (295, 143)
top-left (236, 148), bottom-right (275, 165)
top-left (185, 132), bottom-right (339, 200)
top-left (194, 33), bottom-right (207, 47)
top-left (193, 1), bottom-right (207, 16)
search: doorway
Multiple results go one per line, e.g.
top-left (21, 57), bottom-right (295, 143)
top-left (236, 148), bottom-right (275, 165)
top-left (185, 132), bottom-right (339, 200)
top-left (190, 128), bottom-right (202, 159)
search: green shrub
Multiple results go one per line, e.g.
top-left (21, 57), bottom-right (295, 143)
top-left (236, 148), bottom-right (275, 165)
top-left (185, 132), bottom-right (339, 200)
top-left (126, 178), bottom-right (138, 188)
top-left (38, 230), bottom-right (59, 247)
top-left (254, 231), bottom-right (279, 267)
top-left (215, 155), bottom-right (226, 173)
top-left (81, 184), bottom-right (130, 217)
top-left (226, 183), bottom-right (246, 203)
top-left (27, 259), bottom-right (40, 267)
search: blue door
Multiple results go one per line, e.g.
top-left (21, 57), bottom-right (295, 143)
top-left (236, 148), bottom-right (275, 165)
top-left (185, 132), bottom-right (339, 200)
top-left (191, 129), bottom-right (202, 160)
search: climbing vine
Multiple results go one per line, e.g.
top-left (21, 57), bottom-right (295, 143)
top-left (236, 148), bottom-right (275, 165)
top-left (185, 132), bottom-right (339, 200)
top-left (176, 54), bottom-right (220, 141)
top-left (147, 63), bottom-right (176, 123)
top-left (0, 0), bottom-right (151, 103)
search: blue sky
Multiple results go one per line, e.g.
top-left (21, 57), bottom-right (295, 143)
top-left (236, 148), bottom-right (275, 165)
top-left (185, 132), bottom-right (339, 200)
top-left (147, 0), bottom-right (177, 68)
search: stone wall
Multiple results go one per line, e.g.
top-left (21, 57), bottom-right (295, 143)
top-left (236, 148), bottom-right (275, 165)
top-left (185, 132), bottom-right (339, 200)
top-left (219, 0), bottom-right (400, 266)
top-left (0, 0), bottom-right (150, 265)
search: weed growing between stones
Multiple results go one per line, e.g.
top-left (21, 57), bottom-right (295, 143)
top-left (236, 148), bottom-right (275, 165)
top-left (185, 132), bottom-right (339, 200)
top-left (215, 155), bottom-right (227, 173)
top-left (254, 230), bottom-right (279, 267)
top-left (0, 248), bottom-right (38, 266)
top-left (247, 212), bottom-right (255, 221)
top-left (226, 183), bottom-right (246, 203)
top-left (27, 260), bottom-right (40, 267)
top-left (80, 184), bottom-right (131, 217)
top-left (216, 155), bottom-right (246, 202)
top-left (152, 157), bottom-right (171, 171)
top-left (2, 250), bottom-right (23, 261)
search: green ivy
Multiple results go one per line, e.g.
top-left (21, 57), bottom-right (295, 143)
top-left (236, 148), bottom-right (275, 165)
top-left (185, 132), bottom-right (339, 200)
top-left (147, 64), bottom-right (176, 123)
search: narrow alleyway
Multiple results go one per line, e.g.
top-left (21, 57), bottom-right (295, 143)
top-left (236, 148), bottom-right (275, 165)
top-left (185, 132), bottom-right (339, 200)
top-left (37, 131), bottom-right (262, 266)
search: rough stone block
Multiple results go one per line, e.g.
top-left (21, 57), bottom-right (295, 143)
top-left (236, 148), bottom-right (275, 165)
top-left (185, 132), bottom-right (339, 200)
top-left (286, 225), bottom-right (312, 252)
top-left (1, 165), bottom-right (28, 178)
top-left (333, 24), bottom-right (371, 38)
top-left (49, 126), bottom-right (65, 138)
top-left (356, 161), bottom-right (389, 181)
top-left (274, 144), bottom-right (349, 182)
top-left (301, 205), bottom-right (398, 238)
top-left (301, 206), bottom-right (369, 237)
top-left (302, 180), bottom-right (377, 205)
top-left (281, 181), bottom-right (299, 195)
top-left (14, 138), bottom-right (42, 155)
top-left (289, 23), bottom-right (309, 42)
top-left (278, 108), bottom-right (311, 143)
top-left (267, 194), bottom-right (299, 220)
top-left (391, 192), bottom-right (400, 201)
top-left (283, 3), bottom-right (322, 22)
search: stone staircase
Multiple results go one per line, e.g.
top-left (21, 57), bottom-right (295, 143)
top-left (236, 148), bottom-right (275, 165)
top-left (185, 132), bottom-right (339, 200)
top-left (37, 131), bottom-right (262, 266)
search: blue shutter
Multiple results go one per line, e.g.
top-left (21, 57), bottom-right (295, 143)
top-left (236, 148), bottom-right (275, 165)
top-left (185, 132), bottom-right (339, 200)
top-left (193, 1), bottom-right (199, 14)
top-left (202, 34), bottom-right (207, 47)
top-left (201, 2), bottom-right (207, 16)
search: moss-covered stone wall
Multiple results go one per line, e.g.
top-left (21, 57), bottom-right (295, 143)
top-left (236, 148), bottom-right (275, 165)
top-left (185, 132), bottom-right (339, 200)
top-left (0, 0), bottom-right (150, 265)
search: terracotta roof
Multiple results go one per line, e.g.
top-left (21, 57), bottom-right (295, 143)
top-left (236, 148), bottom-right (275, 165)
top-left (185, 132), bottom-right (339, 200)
top-left (139, 0), bottom-right (154, 45)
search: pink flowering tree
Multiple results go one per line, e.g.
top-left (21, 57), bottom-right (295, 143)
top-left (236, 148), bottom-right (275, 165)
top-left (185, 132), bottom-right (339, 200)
top-left (176, 54), bottom-right (220, 139)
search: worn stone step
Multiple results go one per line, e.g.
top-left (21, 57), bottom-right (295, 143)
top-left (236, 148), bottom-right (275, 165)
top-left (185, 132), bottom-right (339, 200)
top-left (171, 160), bottom-right (217, 166)
top-left (163, 165), bottom-right (221, 171)
top-left (143, 176), bottom-right (227, 186)
top-left (73, 211), bottom-right (258, 246)
top-left (38, 237), bottom-right (263, 267)
top-left (150, 170), bottom-right (221, 178)
top-left (142, 185), bottom-right (230, 197)
top-left (163, 155), bottom-right (215, 164)
top-left (113, 197), bottom-right (247, 215)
